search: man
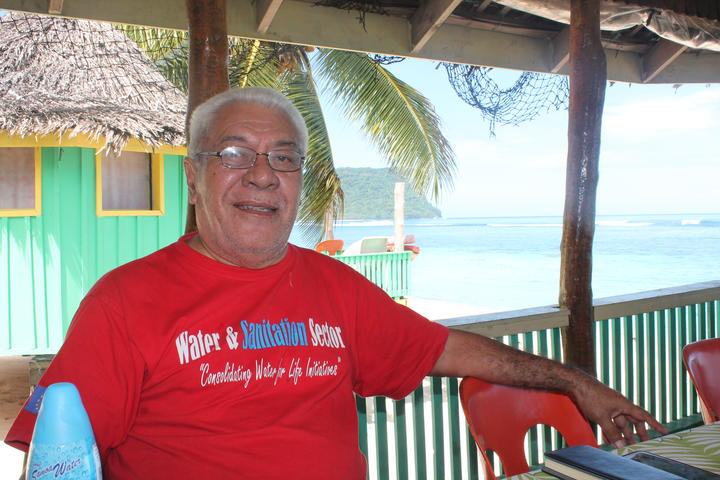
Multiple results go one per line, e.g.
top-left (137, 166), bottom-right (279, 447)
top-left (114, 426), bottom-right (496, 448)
top-left (6, 87), bottom-right (665, 479)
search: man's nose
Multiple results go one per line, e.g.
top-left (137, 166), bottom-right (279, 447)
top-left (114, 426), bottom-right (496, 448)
top-left (241, 153), bottom-right (278, 188)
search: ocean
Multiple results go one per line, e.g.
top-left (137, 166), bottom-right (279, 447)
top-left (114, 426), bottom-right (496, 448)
top-left (290, 213), bottom-right (720, 312)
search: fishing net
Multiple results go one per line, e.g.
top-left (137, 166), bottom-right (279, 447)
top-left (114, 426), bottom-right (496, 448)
top-left (443, 63), bottom-right (569, 134)
top-left (370, 54), bottom-right (405, 65)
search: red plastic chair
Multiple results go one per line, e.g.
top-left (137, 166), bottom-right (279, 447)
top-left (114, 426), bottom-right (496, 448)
top-left (314, 239), bottom-right (344, 256)
top-left (682, 337), bottom-right (720, 424)
top-left (459, 377), bottom-right (598, 479)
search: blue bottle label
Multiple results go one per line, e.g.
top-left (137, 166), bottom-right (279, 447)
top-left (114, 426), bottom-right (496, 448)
top-left (27, 439), bottom-right (102, 480)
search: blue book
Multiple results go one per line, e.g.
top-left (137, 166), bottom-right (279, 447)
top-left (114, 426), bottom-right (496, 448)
top-left (542, 445), bottom-right (683, 480)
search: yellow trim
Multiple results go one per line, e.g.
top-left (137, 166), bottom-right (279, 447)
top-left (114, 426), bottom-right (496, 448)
top-left (0, 147), bottom-right (42, 217)
top-left (0, 131), bottom-right (186, 156)
top-left (95, 151), bottom-right (165, 217)
top-left (95, 154), bottom-right (102, 215)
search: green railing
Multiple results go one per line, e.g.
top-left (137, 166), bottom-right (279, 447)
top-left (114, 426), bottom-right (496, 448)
top-left (335, 251), bottom-right (412, 299)
top-left (357, 281), bottom-right (720, 480)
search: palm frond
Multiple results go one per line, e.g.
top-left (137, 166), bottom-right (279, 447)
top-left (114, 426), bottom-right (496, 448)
top-left (117, 25), bottom-right (190, 92)
top-left (229, 40), bottom-right (282, 89)
top-left (282, 70), bottom-right (343, 244)
top-left (314, 49), bottom-right (456, 201)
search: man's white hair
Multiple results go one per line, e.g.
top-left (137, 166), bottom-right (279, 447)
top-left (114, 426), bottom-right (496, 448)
top-left (188, 87), bottom-right (309, 161)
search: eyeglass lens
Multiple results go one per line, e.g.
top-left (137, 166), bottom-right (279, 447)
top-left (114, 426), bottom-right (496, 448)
top-left (220, 146), bottom-right (302, 172)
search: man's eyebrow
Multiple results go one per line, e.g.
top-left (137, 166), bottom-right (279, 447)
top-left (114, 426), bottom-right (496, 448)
top-left (274, 140), bottom-right (299, 149)
top-left (219, 135), bottom-right (247, 145)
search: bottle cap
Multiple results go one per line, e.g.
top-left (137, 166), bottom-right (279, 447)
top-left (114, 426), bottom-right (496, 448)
top-left (31, 382), bottom-right (95, 445)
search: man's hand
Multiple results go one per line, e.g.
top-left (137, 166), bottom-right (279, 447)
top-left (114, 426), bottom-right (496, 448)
top-left (570, 374), bottom-right (668, 447)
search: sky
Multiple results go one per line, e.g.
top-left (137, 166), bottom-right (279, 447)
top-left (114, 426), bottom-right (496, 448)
top-left (318, 57), bottom-right (720, 218)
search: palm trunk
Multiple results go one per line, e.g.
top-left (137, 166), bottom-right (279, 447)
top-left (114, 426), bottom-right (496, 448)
top-left (559, 0), bottom-right (606, 375)
top-left (323, 206), bottom-right (334, 240)
top-left (184, 0), bottom-right (230, 233)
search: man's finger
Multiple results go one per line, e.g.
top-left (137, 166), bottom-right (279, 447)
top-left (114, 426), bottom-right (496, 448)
top-left (614, 415), bottom-right (636, 445)
top-left (628, 405), bottom-right (668, 436)
top-left (631, 416), bottom-right (650, 441)
top-left (641, 410), bottom-right (668, 435)
top-left (599, 418), bottom-right (624, 448)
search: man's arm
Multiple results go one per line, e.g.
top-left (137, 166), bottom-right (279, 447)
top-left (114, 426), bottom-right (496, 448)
top-left (430, 329), bottom-right (668, 447)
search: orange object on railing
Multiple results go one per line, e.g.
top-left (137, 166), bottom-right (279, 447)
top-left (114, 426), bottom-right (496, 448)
top-left (314, 239), bottom-right (344, 256)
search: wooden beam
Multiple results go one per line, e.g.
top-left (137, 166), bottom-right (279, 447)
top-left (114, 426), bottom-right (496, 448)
top-left (411, 0), bottom-right (463, 53)
top-left (476, 0), bottom-right (493, 13)
top-left (2, 0), bottom-right (719, 84)
top-left (256, 0), bottom-right (283, 33)
top-left (550, 26), bottom-right (569, 73)
top-left (48, 0), bottom-right (63, 14)
top-left (559, 0), bottom-right (606, 376)
top-left (642, 38), bottom-right (688, 83)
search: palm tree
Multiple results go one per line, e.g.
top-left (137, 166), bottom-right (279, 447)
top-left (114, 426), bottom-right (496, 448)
top-left (119, 27), bottom-right (456, 243)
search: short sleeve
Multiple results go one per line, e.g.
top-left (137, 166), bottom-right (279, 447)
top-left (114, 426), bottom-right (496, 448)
top-left (4, 284), bottom-right (144, 457)
top-left (350, 279), bottom-right (448, 400)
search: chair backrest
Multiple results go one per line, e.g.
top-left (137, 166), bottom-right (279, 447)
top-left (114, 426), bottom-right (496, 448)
top-left (682, 337), bottom-right (720, 424)
top-left (459, 377), bottom-right (598, 479)
top-left (314, 239), bottom-right (344, 256)
top-left (359, 236), bottom-right (388, 254)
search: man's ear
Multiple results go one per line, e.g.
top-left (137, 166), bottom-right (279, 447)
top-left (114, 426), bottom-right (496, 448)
top-left (183, 156), bottom-right (199, 204)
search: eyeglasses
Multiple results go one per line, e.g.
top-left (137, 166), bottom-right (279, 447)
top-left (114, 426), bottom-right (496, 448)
top-left (196, 146), bottom-right (305, 172)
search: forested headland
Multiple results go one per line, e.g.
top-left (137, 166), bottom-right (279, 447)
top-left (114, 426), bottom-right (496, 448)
top-left (336, 168), bottom-right (442, 220)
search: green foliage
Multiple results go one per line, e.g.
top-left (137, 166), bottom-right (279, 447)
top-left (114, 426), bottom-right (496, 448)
top-left (337, 168), bottom-right (441, 220)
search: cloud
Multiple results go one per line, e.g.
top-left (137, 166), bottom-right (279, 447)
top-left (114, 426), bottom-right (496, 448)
top-left (603, 86), bottom-right (720, 138)
top-left (454, 138), bottom-right (567, 170)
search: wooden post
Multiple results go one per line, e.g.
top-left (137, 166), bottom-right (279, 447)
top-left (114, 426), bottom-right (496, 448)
top-left (184, 0), bottom-right (230, 233)
top-left (559, 0), bottom-right (606, 375)
top-left (323, 206), bottom-right (334, 241)
top-left (393, 182), bottom-right (405, 252)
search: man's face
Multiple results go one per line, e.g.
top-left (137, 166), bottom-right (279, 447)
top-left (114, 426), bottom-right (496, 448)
top-left (184, 101), bottom-right (303, 268)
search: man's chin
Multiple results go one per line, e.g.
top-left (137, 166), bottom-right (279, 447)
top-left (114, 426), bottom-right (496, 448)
top-left (222, 238), bottom-right (289, 267)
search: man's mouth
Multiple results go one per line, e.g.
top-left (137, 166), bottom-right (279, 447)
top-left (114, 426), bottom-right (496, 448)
top-left (233, 203), bottom-right (277, 213)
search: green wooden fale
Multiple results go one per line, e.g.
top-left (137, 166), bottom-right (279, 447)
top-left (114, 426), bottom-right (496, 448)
top-left (1, 145), bottom-right (188, 355)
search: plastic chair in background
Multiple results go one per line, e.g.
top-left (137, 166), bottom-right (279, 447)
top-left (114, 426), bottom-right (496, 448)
top-left (359, 236), bottom-right (389, 253)
top-left (459, 377), bottom-right (598, 479)
top-left (314, 239), bottom-right (344, 256)
top-left (682, 337), bottom-right (720, 424)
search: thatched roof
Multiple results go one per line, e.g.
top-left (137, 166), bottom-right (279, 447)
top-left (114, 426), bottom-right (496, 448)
top-left (0, 12), bottom-right (187, 152)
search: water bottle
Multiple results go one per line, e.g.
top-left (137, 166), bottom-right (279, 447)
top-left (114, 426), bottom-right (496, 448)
top-left (26, 382), bottom-right (102, 479)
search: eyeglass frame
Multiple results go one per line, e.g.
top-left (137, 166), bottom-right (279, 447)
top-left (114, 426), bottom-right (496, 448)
top-left (195, 145), bottom-right (305, 172)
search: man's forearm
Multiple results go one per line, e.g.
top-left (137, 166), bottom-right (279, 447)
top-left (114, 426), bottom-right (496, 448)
top-left (430, 329), bottom-right (594, 396)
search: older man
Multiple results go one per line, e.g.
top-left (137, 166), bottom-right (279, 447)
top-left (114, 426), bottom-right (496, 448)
top-left (6, 87), bottom-right (664, 479)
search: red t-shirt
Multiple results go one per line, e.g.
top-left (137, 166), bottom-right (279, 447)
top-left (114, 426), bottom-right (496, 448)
top-left (6, 235), bottom-right (448, 479)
